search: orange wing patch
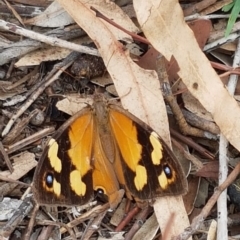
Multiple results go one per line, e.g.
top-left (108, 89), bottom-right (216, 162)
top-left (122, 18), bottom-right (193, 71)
top-left (92, 135), bottom-right (123, 208)
top-left (67, 113), bottom-right (94, 196)
top-left (109, 109), bottom-right (148, 192)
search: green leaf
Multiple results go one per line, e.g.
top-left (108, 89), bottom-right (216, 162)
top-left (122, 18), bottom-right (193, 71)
top-left (225, 0), bottom-right (240, 37)
top-left (222, 2), bottom-right (234, 12)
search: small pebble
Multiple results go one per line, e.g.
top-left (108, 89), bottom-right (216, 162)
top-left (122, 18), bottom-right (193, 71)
top-left (30, 109), bottom-right (45, 126)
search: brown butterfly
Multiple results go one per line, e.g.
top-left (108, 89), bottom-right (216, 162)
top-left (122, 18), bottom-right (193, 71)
top-left (33, 94), bottom-right (187, 208)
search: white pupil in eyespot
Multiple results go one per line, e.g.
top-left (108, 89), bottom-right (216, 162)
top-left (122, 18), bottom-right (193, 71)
top-left (46, 174), bottom-right (53, 184)
top-left (97, 188), bottom-right (104, 195)
top-left (164, 165), bottom-right (171, 177)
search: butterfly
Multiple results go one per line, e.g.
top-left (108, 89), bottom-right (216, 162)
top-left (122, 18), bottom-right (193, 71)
top-left (33, 93), bottom-right (187, 208)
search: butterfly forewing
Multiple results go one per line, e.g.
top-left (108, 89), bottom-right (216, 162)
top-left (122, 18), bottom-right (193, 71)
top-left (33, 108), bottom-right (95, 206)
top-left (109, 105), bottom-right (187, 200)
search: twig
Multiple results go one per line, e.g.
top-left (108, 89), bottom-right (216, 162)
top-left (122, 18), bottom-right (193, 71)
top-left (199, 0), bottom-right (233, 15)
top-left (22, 201), bottom-right (39, 240)
top-left (183, 0), bottom-right (216, 16)
top-left (6, 59), bottom-right (16, 79)
top-left (0, 196), bottom-right (33, 238)
top-left (217, 135), bottom-right (228, 240)
top-left (181, 109), bottom-right (220, 135)
top-left (170, 128), bottom-right (215, 160)
top-left (185, 14), bottom-right (240, 21)
top-left (60, 203), bottom-right (110, 234)
top-left (175, 162), bottom-right (240, 240)
top-left (211, 61), bottom-right (240, 76)
top-left (115, 206), bottom-right (141, 232)
top-left (0, 20), bottom-right (99, 57)
top-left (82, 207), bottom-right (108, 239)
top-left (208, 21), bottom-right (240, 43)
top-left (36, 220), bottom-right (77, 240)
top-left (204, 32), bottom-right (240, 52)
top-left (0, 27), bottom-right (85, 66)
top-left (5, 126), bottom-right (55, 154)
top-left (4, 66), bottom-right (39, 90)
top-left (217, 37), bottom-right (240, 240)
top-left (156, 55), bottom-right (207, 138)
top-left (0, 175), bottom-right (29, 187)
top-left (90, 6), bottom-right (150, 45)
top-left (124, 206), bottom-right (152, 240)
top-left (3, 0), bottom-right (25, 27)
top-left (1, 52), bottom-right (79, 137)
top-left (0, 141), bottom-right (13, 173)
top-left (2, 109), bottom-right (39, 144)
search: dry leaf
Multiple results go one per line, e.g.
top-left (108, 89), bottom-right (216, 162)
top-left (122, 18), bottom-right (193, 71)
top-left (26, 0), bottom-right (139, 41)
top-left (57, 0), bottom-right (190, 238)
top-left (57, 0), bottom-right (170, 141)
top-left (183, 176), bottom-right (201, 215)
top-left (207, 220), bottom-right (217, 240)
top-left (110, 198), bottom-right (127, 226)
top-left (134, 0), bottom-right (240, 152)
top-left (81, 0), bottom-right (140, 40)
top-left (52, 1), bottom-right (189, 239)
top-left (182, 91), bottom-right (213, 122)
top-left (132, 214), bottom-right (159, 240)
top-left (194, 178), bottom-right (209, 208)
top-left (196, 161), bottom-right (219, 179)
top-left (0, 198), bottom-right (22, 221)
top-left (98, 232), bottom-right (124, 240)
top-left (0, 151), bottom-right (37, 180)
top-left (133, 0), bottom-right (190, 237)
top-left (24, 1), bottom-right (74, 27)
top-left (56, 95), bottom-right (93, 116)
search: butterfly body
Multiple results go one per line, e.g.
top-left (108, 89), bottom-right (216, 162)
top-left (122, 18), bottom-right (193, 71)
top-left (33, 94), bottom-right (187, 208)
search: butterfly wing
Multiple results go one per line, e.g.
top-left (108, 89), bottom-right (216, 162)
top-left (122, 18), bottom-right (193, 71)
top-left (92, 134), bottom-right (124, 208)
top-left (33, 108), bottom-right (95, 205)
top-left (109, 105), bottom-right (188, 200)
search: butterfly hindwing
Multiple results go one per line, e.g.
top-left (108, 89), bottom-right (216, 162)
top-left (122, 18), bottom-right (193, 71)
top-left (92, 135), bottom-right (124, 208)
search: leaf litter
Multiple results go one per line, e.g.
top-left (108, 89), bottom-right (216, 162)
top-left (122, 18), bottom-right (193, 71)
top-left (0, 0), bottom-right (240, 239)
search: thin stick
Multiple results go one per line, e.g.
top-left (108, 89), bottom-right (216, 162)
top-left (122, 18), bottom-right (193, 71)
top-left (217, 37), bottom-right (240, 240)
top-left (90, 6), bottom-right (150, 45)
top-left (175, 162), bottom-right (240, 240)
top-left (0, 20), bottom-right (99, 57)
top-left (1, 52), bottom-right (78, 137)
top-left (0, 141), bottom-right (13, 172)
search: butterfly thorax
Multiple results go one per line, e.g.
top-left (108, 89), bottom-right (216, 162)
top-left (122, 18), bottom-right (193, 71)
top-left (92, 94), bottom-right (116, 163)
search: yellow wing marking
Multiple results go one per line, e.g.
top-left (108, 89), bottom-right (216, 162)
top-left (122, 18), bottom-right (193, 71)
top-left (53, 179), bottom-right (61, 196)
top-left (134, 165), bottom-right (147, 190)
top-left (149, 132), bottom-right (163, 165)
top-left (70, 170), bottom-right (86, 196)
top-left (48, 139), bottom-right (62, 173)
top-left (67, 113), bottom-right (93, 196)
top-left (158, 172), bottom-right (169, 190)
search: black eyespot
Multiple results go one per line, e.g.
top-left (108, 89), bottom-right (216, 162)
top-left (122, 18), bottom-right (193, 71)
top-left (163, 164), bottom-right (172, 179)
top-left (45, 173), bottom-right (54, 187)
top-left (96, 188), bottom-right (104, 195)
